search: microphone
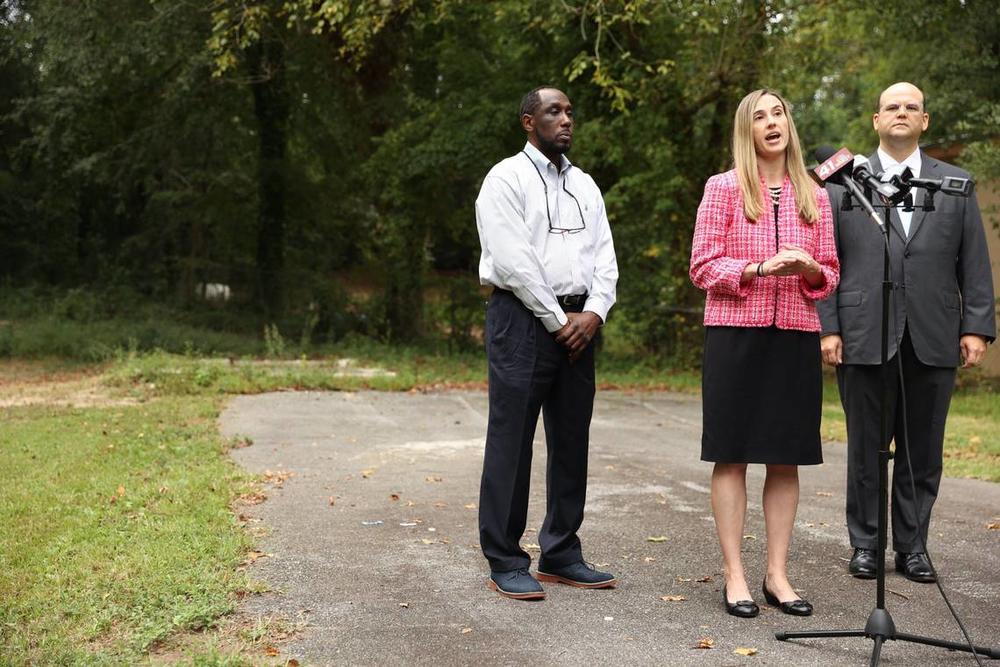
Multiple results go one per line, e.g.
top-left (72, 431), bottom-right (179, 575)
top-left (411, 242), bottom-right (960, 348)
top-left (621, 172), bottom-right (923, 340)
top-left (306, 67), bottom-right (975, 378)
top-left (852, 156), bottom-right (901, 200)
top-left (813, 146), bottom-right (887, 231)
top-left (899, 169), bottom-right (973, 197)
top-left (813, 145), bottom-right (854, 185)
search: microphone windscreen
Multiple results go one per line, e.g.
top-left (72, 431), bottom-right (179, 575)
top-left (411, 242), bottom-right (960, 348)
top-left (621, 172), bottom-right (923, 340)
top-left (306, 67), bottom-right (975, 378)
top-left (814, 145), bottom-right (838, 164)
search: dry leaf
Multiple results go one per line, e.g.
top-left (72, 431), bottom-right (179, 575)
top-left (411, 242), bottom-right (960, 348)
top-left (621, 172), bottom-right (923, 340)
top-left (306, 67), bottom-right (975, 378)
top-left (264, 646), bottom-right (279, 656)
top-left (389, 494), bottom-right (400, 501)
top-left (815, 491), bottom-right (833, 497)
top-left (743, 534), bottom-right (757, 540)
top-left (693, 637), bottom-right (715, 649)
top-left (328, 496), bottom-right (336, 506)
top-left (361, 469), bottom-right (375, 479)
top-left (245, 550), bottom-right (267, 563)
top-left (661, 595), bottom-right (687, 602)
top-left (433, 502), bottom-right (447, 508)
top-left (420, 538), bottom-right (434, 545)
top-left (463, 503), bottom-right (477, 509)
top-left (116, 485), bottom-right (126, 496)
top-left (399, 602), bottom-right (409, 608)
top-left (646, 535), bottom-right (668, 542)
top-left (970, 435), bottom-right (982, 445)
top-left (643, 557), bottom-right (657, 563)
top-left (987, 522), bottom-right (1000, 530)
top-left (461, 628), bottom-right (472, 634)
top-left (676, 576), bottom-right (692, 582)
top-left (425, 476), bottom-right (443, 483)
top-left (695, 575), bottom-right (713, 583)
top-left (287, 660), bottom-right (300, 667)
top-left (734, 647), bottom-right (758, 656)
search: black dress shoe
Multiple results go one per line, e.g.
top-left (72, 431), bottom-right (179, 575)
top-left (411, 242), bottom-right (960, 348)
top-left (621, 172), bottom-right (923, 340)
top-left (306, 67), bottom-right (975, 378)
top-left (762, 577), bottom-right (813, 616)
top-left (536, 561), bottom-right (616, 588)
top-left (488, 568), bottom-right (545, 600)
top-left (722, 584), bottom-right (759, 618)
top-left (894, 552), bottom-right (936, 583)
top-left (849, 547), bottom-right (877, 579)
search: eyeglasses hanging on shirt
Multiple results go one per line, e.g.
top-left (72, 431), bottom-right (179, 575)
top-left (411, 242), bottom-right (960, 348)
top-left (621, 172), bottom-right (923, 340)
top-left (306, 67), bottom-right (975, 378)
top-left (521, 151), bottom-right (586, 234)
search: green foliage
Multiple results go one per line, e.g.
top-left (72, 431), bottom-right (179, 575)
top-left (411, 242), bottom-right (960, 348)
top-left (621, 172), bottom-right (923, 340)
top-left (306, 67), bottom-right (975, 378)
top-left (2, 0), bottom-right (998, 357)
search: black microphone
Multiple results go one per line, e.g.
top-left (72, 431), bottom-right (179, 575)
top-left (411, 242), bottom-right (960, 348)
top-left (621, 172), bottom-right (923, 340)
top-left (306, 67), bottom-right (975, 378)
top-left (813, 145), bottom-right (854, 186)
top-left (899, 169), bottom-right (973, 197)
top-left (852, 156), bottom-right (901, 201)
top-left (813, 145), bottom-right (887, 231)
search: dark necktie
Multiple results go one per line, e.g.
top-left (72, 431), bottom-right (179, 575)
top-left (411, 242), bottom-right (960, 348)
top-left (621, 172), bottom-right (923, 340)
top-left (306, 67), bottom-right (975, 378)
top-left (902, 192), bottom-right (914, 212)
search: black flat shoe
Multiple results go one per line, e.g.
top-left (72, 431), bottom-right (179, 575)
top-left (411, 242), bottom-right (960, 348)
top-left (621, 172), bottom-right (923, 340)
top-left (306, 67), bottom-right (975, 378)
top-left (762, 577), bottom-right (813, 616)
top-left (722, 584), bottom-right (759, 618)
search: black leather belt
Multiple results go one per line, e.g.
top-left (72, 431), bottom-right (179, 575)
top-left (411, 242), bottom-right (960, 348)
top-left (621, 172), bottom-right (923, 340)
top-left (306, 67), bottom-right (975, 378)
top-left (557, 293), bottom-right (588, 308)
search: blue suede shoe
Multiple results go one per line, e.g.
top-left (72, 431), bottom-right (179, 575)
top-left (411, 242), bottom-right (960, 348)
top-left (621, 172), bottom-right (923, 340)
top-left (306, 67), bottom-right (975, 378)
top-left (536, 561), bottom-right (617, 589)
top-left (488, 568), bottom-right (546, 600)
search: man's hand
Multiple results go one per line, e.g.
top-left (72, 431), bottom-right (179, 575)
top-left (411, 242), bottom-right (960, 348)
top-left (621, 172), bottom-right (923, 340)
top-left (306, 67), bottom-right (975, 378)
top-left (821, 334), bottom-right (843, 367)
top-left (960, 334), bottom-right (987, 368)
top-left (555, 311), bottom-right (601, 363)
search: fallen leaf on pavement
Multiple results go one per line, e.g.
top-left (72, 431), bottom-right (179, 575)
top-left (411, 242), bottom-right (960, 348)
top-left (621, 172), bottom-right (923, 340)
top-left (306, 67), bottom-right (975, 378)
top-left (361, 469), bottom-right (375, 479)
top-left (743, 534), bottom-right (757, 540)
top-left (461, 628), bottom-right (472, 634)
top-left (425, 476), bottom-right (443, 482)
top-left (734, 647), bottom-right (758, 656)
top-left (389, 494), bottom-right (400, 501)
top-left (815, 491), bottom-right (833, 497)
top-left (328, 496), bottom-right (336, 506)
top-left (420, 539), bottom-right (434, 545)
top-left (464, 503), bottom-right (477, 509)
top-left (263, 646), bottom-right (279, 656)
top-left (693, 637), bottom-right (715, 649)
top-left (661, 595), bottom-right (687, 602)
top-left (646, 536), bottom-right (668, 542)
top-left (399, 602), bottom-right (409, 608)
top-left (696, 575), bottom-right (713, 583)
top-left (987, 522), bottom-right (999, 530)
top-left (676, 577), bottom-right (692, 582)
top-left (644, 557), bottom-right (656, 563)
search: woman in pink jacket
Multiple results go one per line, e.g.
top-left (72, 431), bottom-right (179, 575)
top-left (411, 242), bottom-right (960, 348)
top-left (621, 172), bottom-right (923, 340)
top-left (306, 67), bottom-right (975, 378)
top-left (689, 89), bottom-right (839, 618)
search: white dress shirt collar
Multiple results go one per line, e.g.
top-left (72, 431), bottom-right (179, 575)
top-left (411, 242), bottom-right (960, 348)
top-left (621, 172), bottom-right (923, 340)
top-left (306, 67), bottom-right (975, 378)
top-left (877, 146), bottom-right (921, 179)
top-left (522, 140), bottom-right (572, 175)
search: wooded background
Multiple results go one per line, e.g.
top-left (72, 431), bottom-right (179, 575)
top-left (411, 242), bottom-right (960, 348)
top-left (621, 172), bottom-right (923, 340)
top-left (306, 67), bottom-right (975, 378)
top-left (2, 0), bottom-right (997, 363)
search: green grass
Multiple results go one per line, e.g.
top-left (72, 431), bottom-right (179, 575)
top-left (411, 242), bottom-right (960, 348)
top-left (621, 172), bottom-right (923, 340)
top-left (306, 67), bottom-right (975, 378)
top-left (0, 396), bottom-right (256, 664)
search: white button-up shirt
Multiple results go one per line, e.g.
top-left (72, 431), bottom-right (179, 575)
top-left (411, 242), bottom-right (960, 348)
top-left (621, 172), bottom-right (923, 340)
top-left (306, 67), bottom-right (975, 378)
top-left (878, 146), bottom-right (922, 235)
top-left (476, 141), bottom-right (619, 332)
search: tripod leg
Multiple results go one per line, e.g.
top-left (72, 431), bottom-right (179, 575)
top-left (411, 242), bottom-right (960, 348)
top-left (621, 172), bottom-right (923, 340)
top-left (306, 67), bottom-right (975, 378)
top-left (776, 629), bottom-right (866, 641)
top-left (895, 632), bottom-right (1000, 658)
top-left (870, 635), bottom-right (884, 667)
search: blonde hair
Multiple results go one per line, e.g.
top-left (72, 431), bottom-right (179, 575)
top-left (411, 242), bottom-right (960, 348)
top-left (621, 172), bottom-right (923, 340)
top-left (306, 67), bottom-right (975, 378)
top-left (732, 89), bottom-right (819, 223)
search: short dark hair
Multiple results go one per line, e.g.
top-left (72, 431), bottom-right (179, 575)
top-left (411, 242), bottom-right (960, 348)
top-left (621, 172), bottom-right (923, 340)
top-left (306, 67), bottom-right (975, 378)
top-left (520, 86), bottom-right (558, 119)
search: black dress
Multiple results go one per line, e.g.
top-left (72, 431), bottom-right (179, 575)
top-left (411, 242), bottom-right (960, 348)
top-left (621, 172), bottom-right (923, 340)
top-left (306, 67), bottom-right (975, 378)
top-left (700, 191), bottom-right (823, 466)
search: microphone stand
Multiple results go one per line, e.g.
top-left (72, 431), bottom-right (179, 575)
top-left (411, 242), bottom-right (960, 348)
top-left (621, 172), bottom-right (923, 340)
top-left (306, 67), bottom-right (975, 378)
top-left (774, 179), bottom-right (1000, 665)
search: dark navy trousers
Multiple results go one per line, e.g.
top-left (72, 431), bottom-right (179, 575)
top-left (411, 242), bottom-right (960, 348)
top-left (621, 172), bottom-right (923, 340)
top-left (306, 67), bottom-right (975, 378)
top-left (478, 289), bottom-right (595, 572)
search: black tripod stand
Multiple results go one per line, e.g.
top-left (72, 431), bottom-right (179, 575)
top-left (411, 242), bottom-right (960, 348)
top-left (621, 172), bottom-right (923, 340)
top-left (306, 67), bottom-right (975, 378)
top-left (774, 183), bottom-right (1000, 665)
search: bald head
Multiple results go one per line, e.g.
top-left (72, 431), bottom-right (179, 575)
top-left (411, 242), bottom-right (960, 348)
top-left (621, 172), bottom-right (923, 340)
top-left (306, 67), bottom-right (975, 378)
top-left (878, 82), bottom-right (924, 112)
top-left (873, 81), bottom-right (929, 158)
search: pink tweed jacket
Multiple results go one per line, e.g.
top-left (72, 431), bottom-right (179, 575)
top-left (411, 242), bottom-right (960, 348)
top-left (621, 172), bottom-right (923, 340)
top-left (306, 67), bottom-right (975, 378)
top-left (689, 170), bottom-right (839, 332)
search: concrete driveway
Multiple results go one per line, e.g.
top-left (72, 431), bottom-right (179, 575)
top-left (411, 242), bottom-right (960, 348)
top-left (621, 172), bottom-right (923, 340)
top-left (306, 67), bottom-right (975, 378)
top-left (220, 391), bottom-right (1000, 666)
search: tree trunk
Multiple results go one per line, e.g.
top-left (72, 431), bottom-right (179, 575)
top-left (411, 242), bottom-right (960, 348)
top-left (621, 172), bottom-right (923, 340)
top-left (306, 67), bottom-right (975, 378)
top-left (248, 36), bottom-right (288, 319)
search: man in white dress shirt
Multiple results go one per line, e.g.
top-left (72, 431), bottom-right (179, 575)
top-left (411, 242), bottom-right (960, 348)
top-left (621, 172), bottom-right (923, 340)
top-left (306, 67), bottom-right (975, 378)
top-left (475, 86), bottom-right (619, 600)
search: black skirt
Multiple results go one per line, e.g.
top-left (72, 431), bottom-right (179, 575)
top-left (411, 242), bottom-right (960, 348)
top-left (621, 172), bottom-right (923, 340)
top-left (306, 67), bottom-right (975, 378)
top-left (701, 326), bottom-right (823, 465)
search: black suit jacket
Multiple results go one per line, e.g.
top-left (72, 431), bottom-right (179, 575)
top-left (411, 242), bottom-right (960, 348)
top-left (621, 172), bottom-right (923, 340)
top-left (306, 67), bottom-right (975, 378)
top-left (817, 150), bottom-right (996, 367)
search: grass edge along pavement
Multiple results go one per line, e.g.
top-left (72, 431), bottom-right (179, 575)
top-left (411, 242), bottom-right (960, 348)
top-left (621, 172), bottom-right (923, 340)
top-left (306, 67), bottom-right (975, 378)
top-left (1, 350), bottom-right (998, 665)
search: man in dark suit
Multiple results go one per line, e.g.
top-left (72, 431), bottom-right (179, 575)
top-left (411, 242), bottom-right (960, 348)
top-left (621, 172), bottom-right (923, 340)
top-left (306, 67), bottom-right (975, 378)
top-left (817, 82), bottom-right (995, 583)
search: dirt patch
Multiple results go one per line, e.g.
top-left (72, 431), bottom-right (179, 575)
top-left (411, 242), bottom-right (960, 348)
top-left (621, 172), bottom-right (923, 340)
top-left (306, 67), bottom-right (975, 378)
top-left (0, 361), bottom-right (137, 408)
